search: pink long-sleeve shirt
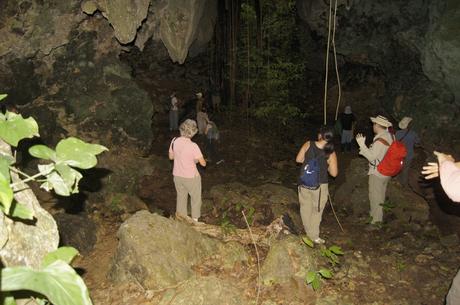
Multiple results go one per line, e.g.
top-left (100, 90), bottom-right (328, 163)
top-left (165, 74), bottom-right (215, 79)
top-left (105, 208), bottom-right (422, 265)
top-left (439, 160), bottom-right (460, 202)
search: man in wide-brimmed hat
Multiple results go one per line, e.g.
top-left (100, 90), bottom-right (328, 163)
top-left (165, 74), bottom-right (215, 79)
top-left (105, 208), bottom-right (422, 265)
top-left (355, 115), bottom-right (393, 225)
top-left (395, 116), bottom-right (419, 187)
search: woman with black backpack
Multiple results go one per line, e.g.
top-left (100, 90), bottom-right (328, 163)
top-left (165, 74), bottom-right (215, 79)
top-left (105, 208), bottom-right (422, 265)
top-left (295, 126), bottom-right (338, 244)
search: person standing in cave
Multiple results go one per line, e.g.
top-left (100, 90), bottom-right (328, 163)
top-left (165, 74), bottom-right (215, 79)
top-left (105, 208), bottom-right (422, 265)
top-left (169, 92), bottom-right (179, 131)
top-left (195, 92), bottom-right (204, 115)
top-left (296, 126), bottom-right (338, 244)
top-left (355, 115), bottom-right (393, 225)
top-left (168, 119), bottom-right (206, 224)
top-left (422, 151), bottom-right (460, 305)
top-left (339, 105), bottom-right (356, 152)
top-left (196, 105), bottom-right (209, 135)
top-left (395, 116), bottom-right (419, 187)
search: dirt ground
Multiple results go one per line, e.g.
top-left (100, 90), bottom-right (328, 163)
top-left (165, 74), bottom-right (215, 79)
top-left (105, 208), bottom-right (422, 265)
top-left (74, 113), bottom-right (460, 305)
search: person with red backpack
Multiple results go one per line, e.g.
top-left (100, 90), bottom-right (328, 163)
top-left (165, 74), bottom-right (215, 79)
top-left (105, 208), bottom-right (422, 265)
top-left (355, 115), bottom-right (396, 225)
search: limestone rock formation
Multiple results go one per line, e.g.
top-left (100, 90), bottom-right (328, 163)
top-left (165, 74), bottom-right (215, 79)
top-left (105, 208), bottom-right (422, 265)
top-left (109, 211), bottom-right (248, 290)
top-left (260, 235), bottom-right (318, 285)
top-left (0, 140), bottom-right (59, 268)
top-left (86, 0), bottom-right (151, 44)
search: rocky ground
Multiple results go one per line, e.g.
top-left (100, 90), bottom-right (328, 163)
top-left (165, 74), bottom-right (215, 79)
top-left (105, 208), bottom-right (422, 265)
top-left (43, 113), bottom-right (460, 305)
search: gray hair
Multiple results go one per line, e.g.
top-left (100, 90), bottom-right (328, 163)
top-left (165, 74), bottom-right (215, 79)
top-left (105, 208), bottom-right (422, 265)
top-left (179, 119), bottom-right (198, 138)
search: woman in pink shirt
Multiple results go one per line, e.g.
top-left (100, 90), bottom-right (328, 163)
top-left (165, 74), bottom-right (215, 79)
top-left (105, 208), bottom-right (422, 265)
top-left (169, 119), bottom-right (206, 222)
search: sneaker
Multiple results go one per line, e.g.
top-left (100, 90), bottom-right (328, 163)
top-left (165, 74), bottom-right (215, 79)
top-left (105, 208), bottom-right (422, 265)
top-left (192, 218), bottom-right (205, 226)
top-left (313, 237), bottom-right (325, 244)
top-left (216, 159), bottom-right (224, 165)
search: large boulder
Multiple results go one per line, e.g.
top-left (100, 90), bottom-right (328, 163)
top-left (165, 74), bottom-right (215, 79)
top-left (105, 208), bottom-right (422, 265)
top-left (209, 182), bottom-right (303, 233)
top-left (109, 211), bottom-right (248, 290)
top-left (0, 141), bottom-right (59, 268)
top-left (260, 235), bottom-right (318, 286)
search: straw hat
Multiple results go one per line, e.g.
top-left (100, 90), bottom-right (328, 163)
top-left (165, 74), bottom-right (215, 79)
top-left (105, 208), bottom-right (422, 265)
top-left (196, 92), bottom-right (203, 98)
top-left (370, 115), bottom-right (392, 128)
top-left (398, 117), bottom-right (412, 129)
top-left (344, 105), bottom-right (352, 114)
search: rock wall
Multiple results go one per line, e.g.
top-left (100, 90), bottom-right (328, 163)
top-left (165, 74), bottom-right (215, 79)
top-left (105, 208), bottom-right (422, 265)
top-left (296, 0), bottom-right (460, 146)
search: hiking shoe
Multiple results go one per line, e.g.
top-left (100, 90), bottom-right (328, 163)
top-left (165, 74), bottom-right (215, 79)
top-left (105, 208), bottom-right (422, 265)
top-left (216, 159), bottom-right (224, 165)
top-left (192, 218), bottom-right (205, 226)
top-left (313, 238), bottom-right (325, 244)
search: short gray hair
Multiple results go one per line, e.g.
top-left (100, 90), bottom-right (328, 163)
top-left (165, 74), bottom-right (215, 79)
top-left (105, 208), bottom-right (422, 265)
top-left (179, 119), bottom-right (198, 138)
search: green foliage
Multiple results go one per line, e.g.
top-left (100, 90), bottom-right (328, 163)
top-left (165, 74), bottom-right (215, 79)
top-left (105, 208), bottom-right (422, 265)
top-left (1, 258), bottom-right (92, 305)
top-left (0, 93), bottom-right (105, 305)
top-left (380, 200), bottom-right (396, 212)
top-left (321, 245), bottom-right (344, 267)
top-left (0, 112), bottom-right (39, 147)
top-left (237, 0), bottom-right (307, 125)
top-left (305, 268), bottom-right (333, 291)
top-left (219, 211), bottom-right (237, 235)
top-left (235, 201), bottom-right (255, 225)
top-left (302, 236), bottom-right (314, 248)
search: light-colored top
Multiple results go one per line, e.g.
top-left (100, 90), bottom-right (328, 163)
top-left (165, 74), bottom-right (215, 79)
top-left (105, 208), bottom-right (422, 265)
top-left (358, 130), bottom-right (393, 177)
top-left (196, 111), bottom-right (209, 134)
top-left (168, 137), bottom-right (203, 178)
top-left (171, 96), bottom-right (178, 111)
top-left (439, 160), bottom-right (460, 202)
top-left (395, 129), bottom-right (419, 159)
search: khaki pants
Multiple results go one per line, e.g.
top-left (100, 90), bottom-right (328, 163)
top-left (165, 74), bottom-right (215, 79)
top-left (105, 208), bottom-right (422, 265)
top-left (368, 174), bottom-right (390, 223)
top-left (447, 269), bottom-right (460, 305)
top-left (173, 175), bottom-right (202, 219)
top-left (298, 184), bottom-right (328, 240)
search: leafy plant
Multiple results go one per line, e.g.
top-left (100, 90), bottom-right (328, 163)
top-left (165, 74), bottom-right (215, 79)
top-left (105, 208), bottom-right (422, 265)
top-left (321, 245), bottom-right (344, 267)
top-left (306, 269), bottom-right (333, 291)
top-left (1, 247), bottom-right (92, 305)
top-left (0, 93), bottom-right (107, 304)
top-left (219, 211), bottom-right (237, 235)
top-left (380, 200), bottom-right (396, 212)
top-left (235, 201), bottom-right (255, 225)
top-left (302, 236), bottom-right (314, 248)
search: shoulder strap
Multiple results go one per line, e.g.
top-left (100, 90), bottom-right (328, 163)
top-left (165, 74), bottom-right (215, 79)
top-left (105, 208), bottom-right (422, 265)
top-left (374, 138), bottom-right (390, 146)
top-left (171, 137), bottom-right (177, 151)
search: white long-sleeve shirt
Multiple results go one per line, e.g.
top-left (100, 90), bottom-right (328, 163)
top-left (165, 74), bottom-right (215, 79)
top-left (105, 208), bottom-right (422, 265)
top-left (358, 130), bottom-right (393, 177)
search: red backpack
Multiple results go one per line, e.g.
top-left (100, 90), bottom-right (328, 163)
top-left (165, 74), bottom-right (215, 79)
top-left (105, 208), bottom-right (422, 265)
top-left (375, 136), bottom-right (407, 176)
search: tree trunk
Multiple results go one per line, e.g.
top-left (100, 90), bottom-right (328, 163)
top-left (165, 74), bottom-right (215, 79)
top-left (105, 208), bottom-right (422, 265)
top-left (254, 0), bottom-right (262, 49)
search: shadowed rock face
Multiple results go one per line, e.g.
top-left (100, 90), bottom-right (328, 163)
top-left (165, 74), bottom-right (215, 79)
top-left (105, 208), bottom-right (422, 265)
top-left (296, 0), bottom-right (460, 145)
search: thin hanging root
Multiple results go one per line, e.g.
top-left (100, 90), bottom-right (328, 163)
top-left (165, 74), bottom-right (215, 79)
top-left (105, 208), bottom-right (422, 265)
top-left (323, 0), bottom-right (333, 125)
top-left (332, 0), bottom-right (342, 122)
top-left (323, 0), bottom-right (342, 124)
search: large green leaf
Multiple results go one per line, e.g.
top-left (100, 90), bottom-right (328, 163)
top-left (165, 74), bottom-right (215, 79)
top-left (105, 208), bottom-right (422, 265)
top-left (0, 94), bottom-right (7, 102)
top-left (8, 201), bottom-right (34, 220)
top-left (311, 276), bottom-right (320, 291)
top-left (55, 163), bottom-right (82, 194)
top-left (43, 172), bottom-right (70, 196)
top-left (56, 138), bottom-right (108, 169)
top-left (29, 145), bottom-right (56, 161)
top-left (42, 247), bottom-right (79, 268)
top-left (0, 179), bottom-right (13, 213)
top-left (0, 156), bottom-right (11, 182)
top-left (305, 271), bottom-right (316, 284)
top-left (329, 245), bottom-right (344, 255)
top-left (1, 260), bottom-right (93, 305)
top-left (301, 236), bottom-right (314, 248)
top-left (318, 269), bottom-right (333, 279)
top-left (0, 113), bottom-right (39, 147)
